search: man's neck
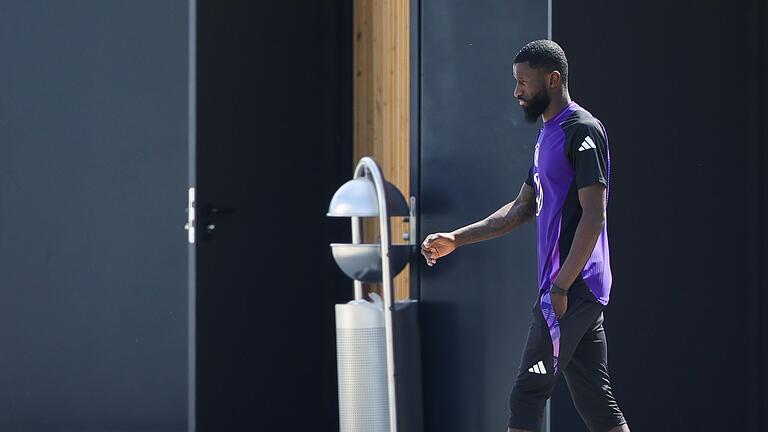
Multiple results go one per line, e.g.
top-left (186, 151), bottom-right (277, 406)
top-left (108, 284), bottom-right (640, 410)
top-left (541, 93), bottom-right (572, 123)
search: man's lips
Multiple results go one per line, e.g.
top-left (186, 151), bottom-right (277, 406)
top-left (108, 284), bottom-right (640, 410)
top-left (518, 99), bottom-right (528, 107)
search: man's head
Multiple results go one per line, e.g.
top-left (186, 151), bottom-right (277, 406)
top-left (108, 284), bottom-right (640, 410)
top-left (513, 40), bottom-right (569, 123)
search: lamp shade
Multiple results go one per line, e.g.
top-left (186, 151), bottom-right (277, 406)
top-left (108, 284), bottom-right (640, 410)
top-left (330, 243), bottom-right (412, 283)
top-left (327, 178), bottom-right (409, 217)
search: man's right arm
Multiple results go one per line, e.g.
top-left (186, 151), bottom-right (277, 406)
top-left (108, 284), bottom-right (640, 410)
top-left (451, 182), bottom-right (536, 247)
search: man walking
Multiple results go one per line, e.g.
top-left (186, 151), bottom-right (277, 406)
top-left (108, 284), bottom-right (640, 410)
top-left (420, 40), bottom-right (629, 432)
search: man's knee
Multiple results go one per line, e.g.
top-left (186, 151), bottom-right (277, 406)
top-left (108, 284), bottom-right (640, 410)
top-left (508, 373), bottom-right (554, 432)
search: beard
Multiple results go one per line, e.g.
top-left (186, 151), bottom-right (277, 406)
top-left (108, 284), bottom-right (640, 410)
top-left (520, 87), bottom-right (550, 123)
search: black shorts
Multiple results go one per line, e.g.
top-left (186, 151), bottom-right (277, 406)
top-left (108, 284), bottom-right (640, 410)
top-left (508, 289), bottom-right (627, 432)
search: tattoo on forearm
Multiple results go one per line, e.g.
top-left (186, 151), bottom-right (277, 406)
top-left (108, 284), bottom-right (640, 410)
top-left (453, 199), bottom-right (534, 246)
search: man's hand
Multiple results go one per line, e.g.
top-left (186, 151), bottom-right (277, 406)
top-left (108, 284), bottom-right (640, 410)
top-left (421, 233), bottom-right (457, 266)
top-left (551, 292), bottom-right (568, 319)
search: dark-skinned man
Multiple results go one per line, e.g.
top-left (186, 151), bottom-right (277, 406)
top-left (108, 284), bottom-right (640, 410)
top-left (420, 40), bottom-right (630, 432)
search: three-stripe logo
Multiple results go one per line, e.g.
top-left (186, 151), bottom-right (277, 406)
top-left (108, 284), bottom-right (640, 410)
top-left (578, 136), bottom-right (597, 152)
top-left (528, 360), bottom-right (547, 374)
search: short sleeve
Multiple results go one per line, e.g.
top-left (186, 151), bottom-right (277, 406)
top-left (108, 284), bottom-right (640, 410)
top-left (567, 123), bottom-right (609, 189)
top-left (524, 165), bottom-right (533, 186)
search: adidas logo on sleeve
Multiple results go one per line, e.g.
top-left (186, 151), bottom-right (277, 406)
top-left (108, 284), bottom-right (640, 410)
top-left (577, 136), bottom-right (597, 152)
top-left (528, 360), bottom-right (547, 374)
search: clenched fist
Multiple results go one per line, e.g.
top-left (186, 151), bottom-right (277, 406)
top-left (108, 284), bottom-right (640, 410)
top-left (421, 232), bottom-right (457, 266)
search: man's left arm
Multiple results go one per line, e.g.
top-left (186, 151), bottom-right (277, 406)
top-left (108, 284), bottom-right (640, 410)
top-left (552, 183), bottom-right (606, 289)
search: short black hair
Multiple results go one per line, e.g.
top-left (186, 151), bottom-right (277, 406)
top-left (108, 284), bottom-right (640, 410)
top-left (514, 40), bottom-right (568, 86)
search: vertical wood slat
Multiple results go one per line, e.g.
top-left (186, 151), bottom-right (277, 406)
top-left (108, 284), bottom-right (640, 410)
top-left (354, 0), bottom-right (410, 301)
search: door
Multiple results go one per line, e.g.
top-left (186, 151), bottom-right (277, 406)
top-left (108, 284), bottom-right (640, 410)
top-left (194, 1), bottom-right (353, 430)
top-left (0, 1), bottom-right (192, 430)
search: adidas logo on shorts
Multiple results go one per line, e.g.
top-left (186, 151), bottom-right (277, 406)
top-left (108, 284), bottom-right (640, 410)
top-left (528, 360), bottom-right (547, 374)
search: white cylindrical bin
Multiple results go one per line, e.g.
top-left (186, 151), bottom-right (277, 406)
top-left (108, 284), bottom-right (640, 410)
top-left (335, 302), bottom-right (389, 432)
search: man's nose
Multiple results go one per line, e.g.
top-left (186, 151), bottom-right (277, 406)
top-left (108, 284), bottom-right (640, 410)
top-left (514, 84), bottom-right (523, 99)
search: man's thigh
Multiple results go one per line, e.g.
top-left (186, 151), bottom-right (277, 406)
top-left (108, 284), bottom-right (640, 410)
top-left (508, 298), bottom-right (555, 431)
top-left (563, 313), bottom-right (627, 432)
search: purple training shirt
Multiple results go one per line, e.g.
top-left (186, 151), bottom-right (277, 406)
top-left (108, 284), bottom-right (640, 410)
top-left (525, 101), bottom-right (612, 306)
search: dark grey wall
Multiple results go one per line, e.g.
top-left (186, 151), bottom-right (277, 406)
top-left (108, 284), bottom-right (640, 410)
top-left (417, 1), bottom-right (547, 430)
top-left (0, 1), bottom-right (190, 430)
top-left (551, 0), bottom-right (768, 430)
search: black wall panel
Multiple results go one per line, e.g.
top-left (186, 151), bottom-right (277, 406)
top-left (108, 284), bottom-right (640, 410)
top-left (417, 1), bottom-right (548, 430)
top-left (552, 1), bottom-right (768, 430)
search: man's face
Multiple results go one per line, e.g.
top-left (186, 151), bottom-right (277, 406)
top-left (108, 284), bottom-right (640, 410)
top-left (513, 62), bottom-right (550, 123)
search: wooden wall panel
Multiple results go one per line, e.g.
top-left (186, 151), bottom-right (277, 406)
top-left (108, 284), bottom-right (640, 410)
top-left (354, 0), bottom-right (411, 300)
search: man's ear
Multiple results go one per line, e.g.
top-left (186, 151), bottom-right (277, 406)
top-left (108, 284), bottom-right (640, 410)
top-left (548, 70), bottom-right (562, 88)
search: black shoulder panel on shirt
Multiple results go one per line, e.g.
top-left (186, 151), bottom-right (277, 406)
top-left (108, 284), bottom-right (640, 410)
top-left (560, 109), bottom-right (610, 190)
top-left (560, 110), bottom-right (606, 163)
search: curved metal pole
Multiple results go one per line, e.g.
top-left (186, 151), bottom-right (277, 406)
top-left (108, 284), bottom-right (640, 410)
top-left (351, 163), bottom-right (366, 301)
top-left (353, 157), bottom-right (398, 432)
